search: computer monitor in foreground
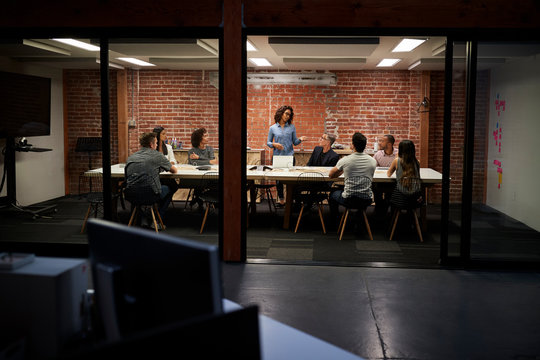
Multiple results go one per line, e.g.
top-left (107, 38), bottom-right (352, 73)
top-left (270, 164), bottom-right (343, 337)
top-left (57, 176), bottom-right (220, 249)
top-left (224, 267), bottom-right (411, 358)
top-left (87, 219), bottom-right (223, 342)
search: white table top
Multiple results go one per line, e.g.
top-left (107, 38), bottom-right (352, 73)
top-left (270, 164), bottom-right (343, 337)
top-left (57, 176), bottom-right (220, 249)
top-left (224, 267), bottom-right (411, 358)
top-left (87, 165), bottom-right (442, 184)
top-left (223, 299), bottom-right (363, 360)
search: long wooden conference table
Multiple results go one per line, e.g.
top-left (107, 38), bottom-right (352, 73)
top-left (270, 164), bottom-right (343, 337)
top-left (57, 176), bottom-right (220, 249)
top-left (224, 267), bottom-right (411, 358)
top-left (87, 164), bottom-right (442, 231)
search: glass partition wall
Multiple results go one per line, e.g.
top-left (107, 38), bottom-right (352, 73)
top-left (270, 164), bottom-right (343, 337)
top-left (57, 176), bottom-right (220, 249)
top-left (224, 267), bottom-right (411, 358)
top-left (469, 41), bottom-right (540, 262)
top-left (446, 41), bottom-right (468, 258)
top-left (0, 37), bottom-right (221, 254)
top-left (245, 35), bottom-right (445, 266)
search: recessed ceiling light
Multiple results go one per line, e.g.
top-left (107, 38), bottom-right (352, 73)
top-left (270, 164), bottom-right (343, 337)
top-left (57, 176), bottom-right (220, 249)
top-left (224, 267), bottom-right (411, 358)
top-left (51, 38), bottom-right (100, 51)
top-left (377, 59), bottom-right (401, 67)
top-left (246, 40), bottom-right (257, 51)
top-left (116, 57), bottom-right (156, 66)
top-left (392, 39), bottom-right (426, 52)
top-left (249, 58), bottom-right (272, 67)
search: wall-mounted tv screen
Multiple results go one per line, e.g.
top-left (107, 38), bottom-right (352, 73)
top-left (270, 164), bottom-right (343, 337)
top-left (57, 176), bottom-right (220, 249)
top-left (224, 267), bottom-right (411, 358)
top-left (0, 70), bottom-right (51, 138)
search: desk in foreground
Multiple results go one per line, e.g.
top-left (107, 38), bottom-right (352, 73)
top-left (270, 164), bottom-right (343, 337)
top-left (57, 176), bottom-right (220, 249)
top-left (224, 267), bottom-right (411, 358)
top-left (223, 299), bottom-right (364, 360)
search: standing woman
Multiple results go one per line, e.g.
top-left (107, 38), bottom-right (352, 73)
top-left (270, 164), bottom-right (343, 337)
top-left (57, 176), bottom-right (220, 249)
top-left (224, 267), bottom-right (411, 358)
top-left (267, 105), bottom-right (306, 206)
top-left (387, 140), bottom-right (423, 207)
top-left (153, 126), bottom-right (177, 165)
top-left (153, 126), bottom-right (179, 194)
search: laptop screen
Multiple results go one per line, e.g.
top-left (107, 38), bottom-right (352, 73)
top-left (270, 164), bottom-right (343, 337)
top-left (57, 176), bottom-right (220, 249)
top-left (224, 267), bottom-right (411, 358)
top-left (272, 155), bottom-right (294, 168)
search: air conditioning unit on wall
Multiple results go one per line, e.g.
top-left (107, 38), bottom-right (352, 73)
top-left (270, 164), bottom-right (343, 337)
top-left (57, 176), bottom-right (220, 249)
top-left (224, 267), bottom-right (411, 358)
top-left (209, 72), bottom-right (337, 89)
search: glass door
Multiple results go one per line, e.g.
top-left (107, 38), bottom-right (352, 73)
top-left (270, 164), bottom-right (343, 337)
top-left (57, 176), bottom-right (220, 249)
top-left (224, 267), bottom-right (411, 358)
top-left (470, 41), bottom-right (540, 261)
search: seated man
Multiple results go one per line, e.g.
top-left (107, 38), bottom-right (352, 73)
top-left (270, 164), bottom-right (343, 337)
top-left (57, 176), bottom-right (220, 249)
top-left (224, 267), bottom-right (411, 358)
top-left (329, 132), bottom-right (376, 227)
top-left (306, 133), bottom-right (340, 167)
top-left (372, 134), bottom-right (398, 218)
top-left (292, 133), bottom-right (339, 211)
top-left (125, 132), bottom-right (178, 222)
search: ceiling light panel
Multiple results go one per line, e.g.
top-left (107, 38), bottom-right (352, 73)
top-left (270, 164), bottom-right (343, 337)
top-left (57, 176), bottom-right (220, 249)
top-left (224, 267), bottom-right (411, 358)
top-left (51, 38), bottom-right (100, 51)
top-left (249, 58), bottom-right (272, 66)
top-left (392, 39), bottom-right (426, 52)
top-left (377, 59), bottom-right (401, 67)
top-left (116, 57), bottom-right (155, 66)
top-left (246, 40), bottom-right (257, 52)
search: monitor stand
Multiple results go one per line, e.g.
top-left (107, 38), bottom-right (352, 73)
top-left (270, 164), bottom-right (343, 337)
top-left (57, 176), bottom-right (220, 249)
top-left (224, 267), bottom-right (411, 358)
top-left (0, 137), bottom-right (57, 219)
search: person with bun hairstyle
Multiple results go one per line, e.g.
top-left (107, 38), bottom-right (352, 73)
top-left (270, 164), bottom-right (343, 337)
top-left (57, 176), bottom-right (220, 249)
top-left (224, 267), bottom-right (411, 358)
top-left (266, 105), bottom-right (306, 206)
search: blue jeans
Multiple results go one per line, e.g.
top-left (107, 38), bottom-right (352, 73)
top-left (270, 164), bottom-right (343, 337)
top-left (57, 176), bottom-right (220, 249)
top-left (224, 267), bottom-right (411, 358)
top-left (158, 184), bottom-right (173, 218)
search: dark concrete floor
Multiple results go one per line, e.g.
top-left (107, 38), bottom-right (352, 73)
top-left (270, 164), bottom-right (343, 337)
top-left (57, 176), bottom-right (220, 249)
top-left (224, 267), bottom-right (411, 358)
top-left (222, 263), bottom-right (540, 360)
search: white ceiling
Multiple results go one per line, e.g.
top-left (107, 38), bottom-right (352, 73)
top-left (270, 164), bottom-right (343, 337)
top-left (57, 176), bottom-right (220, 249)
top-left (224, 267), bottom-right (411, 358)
top-left (1, 36), bottom-right (539, 72)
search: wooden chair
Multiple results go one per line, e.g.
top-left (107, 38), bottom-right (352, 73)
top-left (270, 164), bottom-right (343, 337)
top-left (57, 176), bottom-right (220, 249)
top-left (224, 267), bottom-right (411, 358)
top-left (389, 177), bottom-right (424, 242)
top-left (294, 172), bottom-right (328, 234)
top-left (124, 186), bottom-right (165, 233)
top-left (337, 176), bottom-right (374, 241)
top-left (80, 172), bottom-right (104, 233)
top-left (199, 172), bottom-right (220, 233)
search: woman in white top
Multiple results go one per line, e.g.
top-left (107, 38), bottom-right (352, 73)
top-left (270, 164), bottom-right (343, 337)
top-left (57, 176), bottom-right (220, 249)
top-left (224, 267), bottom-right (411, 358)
top-left (153, 126), bottom-right (179, 195)
top-left (153, 126), bottom-right (177, 165)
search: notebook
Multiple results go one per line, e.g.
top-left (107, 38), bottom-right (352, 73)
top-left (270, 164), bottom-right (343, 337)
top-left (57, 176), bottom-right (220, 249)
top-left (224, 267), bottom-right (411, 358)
top-left (272, 155), bottom-right (294, 169)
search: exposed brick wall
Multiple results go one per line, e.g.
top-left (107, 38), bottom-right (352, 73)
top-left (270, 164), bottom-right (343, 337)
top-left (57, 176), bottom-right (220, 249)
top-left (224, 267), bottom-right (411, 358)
top-left (64, 68), bottom-right (485, 204)
top-left (65, 69), bottom-right (118, 195)
top-left (126, 70), bottom-right (219, 154)
top-left (248, 70), bottom-right (424, 165)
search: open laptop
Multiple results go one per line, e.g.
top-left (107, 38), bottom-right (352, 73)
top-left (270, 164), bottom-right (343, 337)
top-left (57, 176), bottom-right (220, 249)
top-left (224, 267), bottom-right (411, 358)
top-left (272, 155), bottom-right (294, 169)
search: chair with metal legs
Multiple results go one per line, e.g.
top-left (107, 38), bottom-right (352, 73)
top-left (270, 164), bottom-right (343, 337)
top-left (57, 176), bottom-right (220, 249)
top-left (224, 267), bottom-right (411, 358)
top-left (294, 172), bottom-right (328, 234)
top-left (80, 172), bottom-right (104, 233)
top-left (250, 160), bottom-right (277, 215)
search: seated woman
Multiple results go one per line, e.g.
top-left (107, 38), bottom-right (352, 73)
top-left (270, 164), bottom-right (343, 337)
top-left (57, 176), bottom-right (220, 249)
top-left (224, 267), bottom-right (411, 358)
top-left (185, 128), bottom-right (217, 209)
top-left (188, 127), bottom-right (218, 165)
top-left (153, 126), bottom-right (177, 165)
top-left (386, 139), bottom-right (423, 208)
top-left (153, 126), bottom-right (179, 195)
